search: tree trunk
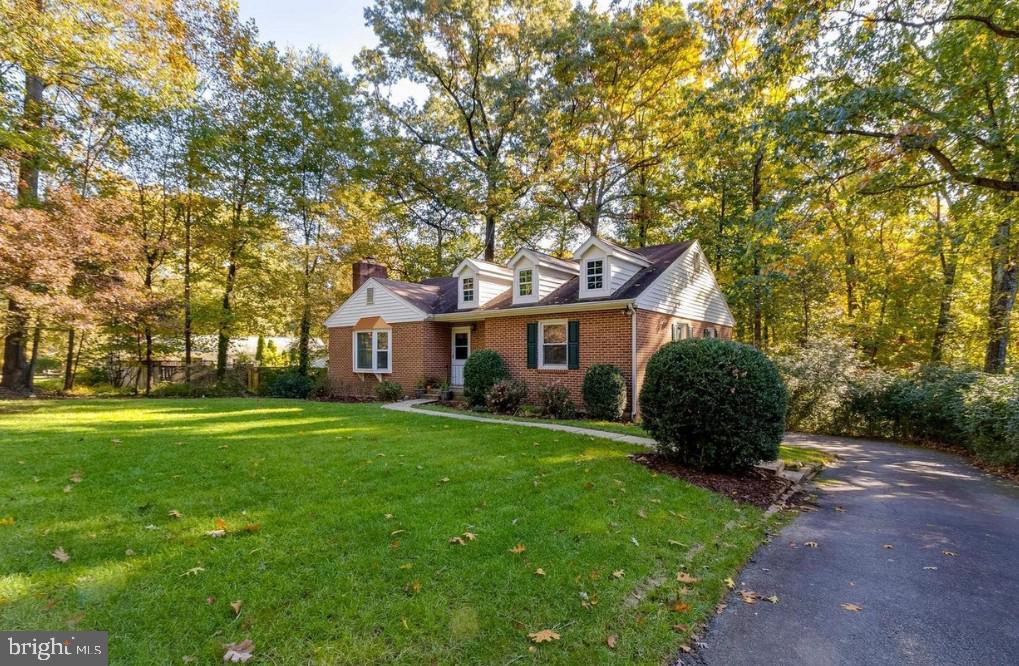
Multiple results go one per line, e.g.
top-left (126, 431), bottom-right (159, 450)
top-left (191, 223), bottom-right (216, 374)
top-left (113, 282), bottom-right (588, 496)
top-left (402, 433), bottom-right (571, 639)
top-left (984, 216), bottom-right (1017, 373)
top-left (26, 321), bottom-right (41, 391)
top-left (216, 256), bottom-right (238, 380)
top-left (144, 327), bottom-right (153, 395)
top-left (483, 212), bottom-right (496, 262)
top-left (183, 203), bottom-right (193, 386)
top-left (750, 151), bottom-right (764, 348)
top-left (2, 301), bottom-right (29, 390)
top-left (931, 260), bottom-right (957, 364)
top-left (298, 264), bottom-right (312, 376)
top-left (63, 328), bottom-right (76, 391)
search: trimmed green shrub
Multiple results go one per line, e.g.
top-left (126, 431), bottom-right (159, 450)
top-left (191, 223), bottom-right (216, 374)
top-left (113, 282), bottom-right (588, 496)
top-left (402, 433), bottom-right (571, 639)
top-left (640, 339), bottom-right (787, 472)
top-left (485, 379), bottom-right (528, 414)
top-left (463, 349), bottom-right (509, 406)
top-left (374, 380), bottom-right (403, 402)
top-left (268, 371), bottom-right (314, 399)
top-left (538, 380), bottom-right (576, 419)
top-left (582, 364), bottom-right (627, 420)
top-left (964, 375), bottom-right (1019, 468)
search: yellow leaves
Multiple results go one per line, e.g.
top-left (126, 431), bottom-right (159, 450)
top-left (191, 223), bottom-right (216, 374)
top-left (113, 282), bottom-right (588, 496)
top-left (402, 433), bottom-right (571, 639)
top-left (463, 532), bottom-right (477, 541)
top-left (676, 571), bottom-right (699, 584)
top-left (841, 603), bottom-right (863, 612)
top-left (510, 543), bottom-right (526, 554)
top-left (449, 536), bottom-right (466, 546)
top-left (51, 547), bottom-right (70, 563)
top-left (405, 580), bottom-right (422, 595)
top-left (390, 529), bottom-right (405, 536)
top-left (223, 639), bottom-right (254, 663)
top-left (612, 569), bottom-right (625, 579)
top-left (527, 629), bottom-right (560, 643)
top-left (230, 600), bottom-right (242, 616)
top-left (384, 513), bottom-right (394, 519)
top-left (0, 517), bottom-right (14, 527)
top-left (449, 532), bottom-right (475, 546)
top-left (534, 568), bottom-right (545, 576)
top-left (724, 577), bottom-right (735, 589)
top-left (739, 590), bottom-right (758, 604)
top-left (399, 563), bottom-right (414, 570)
top-left (181, 566), bottom-right (204, 577)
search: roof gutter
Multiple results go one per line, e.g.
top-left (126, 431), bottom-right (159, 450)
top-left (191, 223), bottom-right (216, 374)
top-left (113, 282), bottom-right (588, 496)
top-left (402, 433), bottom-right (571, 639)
top-left (432, 298), bottom-right (635, 322)
top-left (628, 303), bottom-right (638, 421)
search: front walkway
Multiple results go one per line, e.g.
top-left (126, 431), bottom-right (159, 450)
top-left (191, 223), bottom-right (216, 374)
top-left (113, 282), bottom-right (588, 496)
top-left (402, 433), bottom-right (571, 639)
top-left (381, 398), bottom-right (656, 447)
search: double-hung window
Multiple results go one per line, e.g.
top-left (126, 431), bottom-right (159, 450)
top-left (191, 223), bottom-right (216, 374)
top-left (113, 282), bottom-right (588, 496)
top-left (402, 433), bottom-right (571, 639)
top-left (462, 277), bottom-right (474, 303)
top-left (519, 269), bottom-right (533, 296)
top-left (702, 327), bottom-right (717, 339)
top-left (354, 329), bottom-right (391, 373)
top-left (586, 259), bottom-right (604, 290)
top-left (672, 322), bottom-right (691, 341)
top-left (539, 321), bottom-right (567, 368)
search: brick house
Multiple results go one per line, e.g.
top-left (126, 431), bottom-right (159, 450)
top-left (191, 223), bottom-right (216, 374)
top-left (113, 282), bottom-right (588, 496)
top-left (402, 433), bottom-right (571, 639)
top-left (325, 235), bottom-right (735, 418)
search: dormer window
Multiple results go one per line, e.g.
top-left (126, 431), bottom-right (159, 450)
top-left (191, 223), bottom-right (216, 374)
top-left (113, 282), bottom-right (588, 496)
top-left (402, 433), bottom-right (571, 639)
top-left (586, 259), bottom-right (604, 290)
top-left (462, 277), bottom-right (474, 303)
top-left (518, 269), bottom-right (533, 296)
top-left (366, 287), bottom-right (374, 305)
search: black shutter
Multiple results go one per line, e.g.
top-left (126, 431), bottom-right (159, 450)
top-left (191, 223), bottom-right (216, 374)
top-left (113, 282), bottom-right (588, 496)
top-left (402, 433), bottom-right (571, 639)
top-left (526, 322), bottom-right (538, 369)
top-left (567, 320), bottom-right (580, 369)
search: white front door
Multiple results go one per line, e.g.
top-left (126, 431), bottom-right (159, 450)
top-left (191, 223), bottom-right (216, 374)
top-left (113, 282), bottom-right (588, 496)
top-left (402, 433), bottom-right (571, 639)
top-left (451, 327), bottom-right (471, 387)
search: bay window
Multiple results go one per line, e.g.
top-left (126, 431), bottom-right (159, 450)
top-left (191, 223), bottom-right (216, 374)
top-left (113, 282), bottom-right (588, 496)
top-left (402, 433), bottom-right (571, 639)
top-left (354, 329), bottom-right (391, 373)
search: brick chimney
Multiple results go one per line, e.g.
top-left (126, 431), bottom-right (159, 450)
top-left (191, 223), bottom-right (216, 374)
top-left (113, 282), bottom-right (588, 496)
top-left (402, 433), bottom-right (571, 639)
top-left (352, 257), bottom-right (387, 291)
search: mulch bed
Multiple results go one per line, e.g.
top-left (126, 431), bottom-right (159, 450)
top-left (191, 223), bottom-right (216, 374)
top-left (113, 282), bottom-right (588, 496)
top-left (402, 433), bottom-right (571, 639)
top-left (630, 452), bottom-right (792, 508)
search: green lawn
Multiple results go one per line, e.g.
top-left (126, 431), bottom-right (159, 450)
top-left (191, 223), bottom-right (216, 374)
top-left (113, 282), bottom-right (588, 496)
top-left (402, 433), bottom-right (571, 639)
top-left (418, 403), bottom-right (828, 467)
top-left (0, 399), bottom-right (774, 664)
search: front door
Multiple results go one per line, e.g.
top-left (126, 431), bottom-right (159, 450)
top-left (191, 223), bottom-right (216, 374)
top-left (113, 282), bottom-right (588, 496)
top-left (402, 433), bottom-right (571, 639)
top-left (451, 327), bottom-right (471, 387)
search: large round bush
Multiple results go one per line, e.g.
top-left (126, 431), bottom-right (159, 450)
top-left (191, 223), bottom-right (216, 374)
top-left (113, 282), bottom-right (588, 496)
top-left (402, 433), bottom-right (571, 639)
top-left (640, 339), bottom-right (787, 472)
top-left (267, 371), bottom-right (313, 399)
top-left (463, 349), bottom-right (509, 406)
top-left (582, 364), bottom-right (627, 420)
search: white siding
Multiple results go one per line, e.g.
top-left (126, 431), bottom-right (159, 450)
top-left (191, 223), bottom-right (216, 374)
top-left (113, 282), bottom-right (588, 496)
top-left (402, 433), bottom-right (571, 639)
top-left (538, 266), bottom-right (573, 299)
top-left (607, 255), bottom-right (643, 292)
top-left (635, 242), bottom-right (736, 326)
top-left (479, 278), bottom-right (509, 305)
top-left (324, 279), bottom-right (426, 326)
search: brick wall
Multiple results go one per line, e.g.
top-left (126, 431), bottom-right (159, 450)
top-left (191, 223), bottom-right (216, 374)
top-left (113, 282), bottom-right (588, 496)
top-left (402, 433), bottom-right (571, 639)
top-left (328, 322), bottom-right (450, 397)
top-left (482, 308), bottom-right (633, 408)
top-left (634, 310), bottom-right (733, 417)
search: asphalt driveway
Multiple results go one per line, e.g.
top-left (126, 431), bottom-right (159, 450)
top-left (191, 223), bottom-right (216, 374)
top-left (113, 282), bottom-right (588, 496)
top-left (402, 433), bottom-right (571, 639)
top-left (691, 433), bottom-right (1019, 665)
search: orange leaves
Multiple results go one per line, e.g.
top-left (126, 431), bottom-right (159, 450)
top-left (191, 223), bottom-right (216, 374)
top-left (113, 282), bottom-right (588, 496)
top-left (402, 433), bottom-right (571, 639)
top-left (509, 543), bottom-right (526, 554)
top-left (527, 629), bottom-right (559, 643)
top-left (671, 601), bottom-right (691, 613)
top-left (676, 571), bottom-right (699, 584)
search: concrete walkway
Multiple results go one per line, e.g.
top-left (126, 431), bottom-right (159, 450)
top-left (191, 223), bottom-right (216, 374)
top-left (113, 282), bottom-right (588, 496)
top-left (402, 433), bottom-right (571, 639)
top-left (381, 398), bottom-right (656, 447)
top-left (691, 432), bottom-right (1019, 666)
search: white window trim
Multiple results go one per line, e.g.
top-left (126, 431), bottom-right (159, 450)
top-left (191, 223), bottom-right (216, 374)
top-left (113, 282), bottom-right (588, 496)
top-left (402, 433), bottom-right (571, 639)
top-left (518, 268), bottom-right (534, 297)
top-left (352, 329), bottom-right (392, 373)
top-left (585, 258), bottom-right (606, 291)
top-left (365, 287), bottom-right (374, 305)
top-left (672, 322), bottom-right (691, 341)
top-left (538, 319), bottom-right (569, 370)
top-left (462, 277), bottom-right (474, 303)
top-left (702, 327), bottom-right (717, 339)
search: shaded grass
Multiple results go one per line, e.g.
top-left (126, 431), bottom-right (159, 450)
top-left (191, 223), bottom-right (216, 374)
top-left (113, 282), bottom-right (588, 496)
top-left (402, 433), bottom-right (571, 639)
top-left (418, 402), bottom-right (828, 468)
top-left (0, 398), bottom-right (775, 664)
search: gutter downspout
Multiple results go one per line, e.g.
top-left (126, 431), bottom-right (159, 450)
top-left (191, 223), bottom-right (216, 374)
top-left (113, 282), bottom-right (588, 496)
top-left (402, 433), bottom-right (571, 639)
top-left (627, 304), bottom-right (638, 421)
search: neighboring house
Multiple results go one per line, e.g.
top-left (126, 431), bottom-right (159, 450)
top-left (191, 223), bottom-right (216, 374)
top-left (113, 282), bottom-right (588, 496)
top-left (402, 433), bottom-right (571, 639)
top-left (324, 235), bottom-right (735, 417)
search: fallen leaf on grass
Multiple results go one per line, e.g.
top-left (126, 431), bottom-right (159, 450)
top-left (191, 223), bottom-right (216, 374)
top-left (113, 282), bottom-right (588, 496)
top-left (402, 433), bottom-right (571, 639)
top-left (528, 629), bottom-right (560, 643)
top-left (535, 568), bottom-right (545, 576)
top-left (606, 634), bottom-right (618, 649)
top-left (440, 477), bottom-right (450, 483)
top-left (630, 536), bottom-right (640, 547)
top-left (384, 513), bottom-right (393, 519)
top-left (206, 597), bottom-right (216, 605)
top-left (672, 602), bottom-right (691, 613)
top-left (241, 523), bottom-right (261, 533)
top-left (676, 572), bottom-right (699, 584)
top-left (69, 472), bottom-right (82, 483)
top-left (215, 517), bottom-right (227, 531)
top-left (840, 603), bottom-right (863, 612)
top-left (723, 577), bottom-right (735, 589)
top-left (672, 624), bottom-right (688, 633)
top-left (637, 509), bottom-right (647, 519)
top-left (449, 536), bottom-right (466, 546)
top-left (0, 517), bottom-right (14, 526)
top-left (181, 566), bottom-right (205, 577)
top-left (679, 644), bottom-right (692, 653)
top-left (391, 529), bottom-right (405, 536)
top-left (63, 485), bottom-right (72, 493)
top-left (405, 580), bottom-right (421, 594)
top-left (51, 547), bottom-right (70, 563)
top-left (463, 532), bottom-right (477, 541)
top-left (510, 543), bottom-right (526, 554)
top-left (223, 639), bottom-right (254, 663)
top-left (399, 563), bottom-right (413, 570)
top-left (612, 569), bottom-right (625, 579)
top-left (230, 600), bottom-right (242, 616)
top-left (206, 530), bottom-right (226, 538)
top-left (168, 510), bottom-right (183, 519)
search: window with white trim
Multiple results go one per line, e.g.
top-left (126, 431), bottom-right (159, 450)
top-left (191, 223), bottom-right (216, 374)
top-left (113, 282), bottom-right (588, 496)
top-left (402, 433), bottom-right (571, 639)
top-left (702, 327), bottom-right (717, 339)
top-left (354, 329), bottom-right (391, 372)
top-left (366, 287), bottom-right (374, 305)
top-left (539, 320), bottom-right (567, 368)
top-left (586, 259), bottom-right (604, 290)
top-left (462, 277), bottom-right (474, 303)
top-left (519, 269), bottom-right (533, 296)
top-left (672, 322), bottom-right (691, 341)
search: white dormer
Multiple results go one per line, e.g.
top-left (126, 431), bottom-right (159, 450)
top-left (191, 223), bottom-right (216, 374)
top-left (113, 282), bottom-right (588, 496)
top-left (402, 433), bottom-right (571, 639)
top-left (573, 236), bottom-right (651, 300)
top-left (451, 258), bottom-right (513, 309)
top-left (506, 249), bottom-right (579, 306)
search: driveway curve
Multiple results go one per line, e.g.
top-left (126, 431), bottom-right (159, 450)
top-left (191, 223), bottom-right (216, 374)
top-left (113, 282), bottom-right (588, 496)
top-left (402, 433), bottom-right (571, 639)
top-left (692, 433), bottom-right (1019, 665)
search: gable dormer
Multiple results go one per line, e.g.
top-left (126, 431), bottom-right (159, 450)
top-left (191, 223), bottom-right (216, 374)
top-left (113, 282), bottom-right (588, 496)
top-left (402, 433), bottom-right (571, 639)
top-left (573, 236), bottom-right (651, 299)
top-left (506, 249), bottom-right (579, 306)
top-left (451, 258), bottom-right (513, 309)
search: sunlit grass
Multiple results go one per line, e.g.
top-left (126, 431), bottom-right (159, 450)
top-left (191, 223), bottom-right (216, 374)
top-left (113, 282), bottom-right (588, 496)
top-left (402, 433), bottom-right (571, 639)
top-left (0, 398), bottom-right (775, 664)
